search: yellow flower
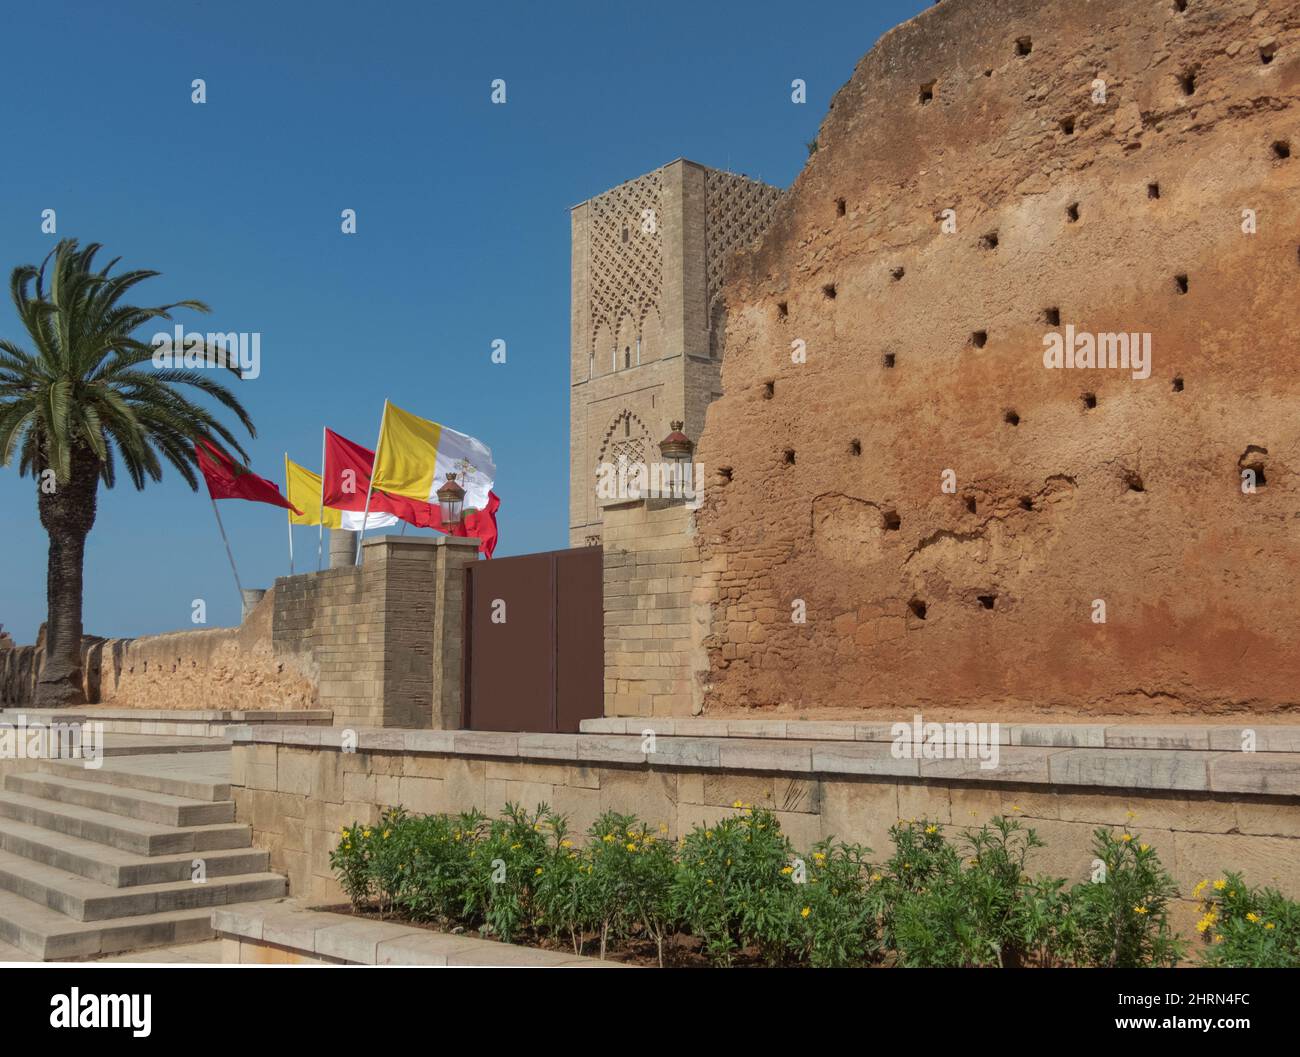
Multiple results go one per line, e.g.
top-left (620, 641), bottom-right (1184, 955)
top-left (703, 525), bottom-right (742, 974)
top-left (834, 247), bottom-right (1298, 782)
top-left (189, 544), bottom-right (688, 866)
top-left (362, 829), bottom-right (372, 839)
top-left (1010, 805), bottom-right (1022, 813)
top-left (535, 867), bottom-right (543, 875)
top-left (705, 830), bottom-right (714, 839)
top-left (1213, 879), bottom-right (1227, 891)
top-left (705, 879), bottom-right (713, 886)
top-left (781, 866), bottom-right (793, 875)
top-left (801, 907), bottom-right (811, 918)
top-left (925, 825), bottom-right (938, 835)
top-left (1133, 905), bottom-right (1149, 915)
top-left (659, 824), bottom-right (669, 834)
top-left (1265, 923), bottom-right (1275, 930)
top-left (871, 874), bottom-right (881, 883)
top-left (560, 839), bottom-right (573, 849)
top-left (813, 852), bottom-right (826, 861)
top-left (1246, 912), bottom-right (1260, 923)
top-left (603, 834), bottom-right (615, 843)
top-left (1120, 834), bottom-right (1133, 843)
top-left (1193, 880), bottom-right (1208, 899)
top-left (733, 800), bottom-right (743, 809)
top-left (1125, 810), bottom-right (1137, 820)
top-left (1138, 844), bottom-right (1149, 852)
top-left (626, 843), bottom-right (638, 852)
top-left (1196, 911), bottom-right (1218, 934)
top-left (511, 843), bottom-right (521, 850)
top-left (382, 830), bottom-right (391, 840)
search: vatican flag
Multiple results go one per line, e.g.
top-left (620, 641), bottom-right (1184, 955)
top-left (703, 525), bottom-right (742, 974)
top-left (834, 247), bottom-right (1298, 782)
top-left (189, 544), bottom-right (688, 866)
top-left (285, 456), bottom-right (342, 528)
top-left (371, 400), bottom-right (496, 511)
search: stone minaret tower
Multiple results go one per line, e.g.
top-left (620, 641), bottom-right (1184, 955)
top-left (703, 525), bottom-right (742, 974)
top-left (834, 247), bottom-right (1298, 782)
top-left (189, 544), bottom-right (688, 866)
top-left (568, 158), bottom-right (782, 547)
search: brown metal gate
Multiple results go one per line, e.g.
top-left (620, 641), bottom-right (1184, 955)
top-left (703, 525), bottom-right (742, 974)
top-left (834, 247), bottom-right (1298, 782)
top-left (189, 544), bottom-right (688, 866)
top-left (463, 547), bottom-right (603, 733)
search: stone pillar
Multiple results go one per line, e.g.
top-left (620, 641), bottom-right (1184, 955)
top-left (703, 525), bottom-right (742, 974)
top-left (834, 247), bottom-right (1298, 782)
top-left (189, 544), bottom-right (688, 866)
top-left (329, 529), bottom-right (358, 568)
top-left (358, 534), bottom-right (480, 728)
top-left (601, 497), bottom-right (707, 717)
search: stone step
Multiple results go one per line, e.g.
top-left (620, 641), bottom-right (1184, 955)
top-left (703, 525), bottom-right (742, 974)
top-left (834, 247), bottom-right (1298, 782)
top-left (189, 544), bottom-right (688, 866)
top-left (0, 790), bottom-right (251, 857)
top-left (38, 755), bottom-right (231, 802)
top-left (4, 772), bottom-right (234, 827)
top-left (0, 847), bottom-right (285, 923)
top-left (0, 887), bottom-right (218, 961)
top-left (0, 816), bottom-right (269, 887)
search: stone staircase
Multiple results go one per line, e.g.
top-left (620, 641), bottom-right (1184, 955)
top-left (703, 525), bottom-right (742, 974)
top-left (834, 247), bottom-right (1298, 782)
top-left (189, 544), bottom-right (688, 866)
top-left (0, 750), bottom-right (285, 960)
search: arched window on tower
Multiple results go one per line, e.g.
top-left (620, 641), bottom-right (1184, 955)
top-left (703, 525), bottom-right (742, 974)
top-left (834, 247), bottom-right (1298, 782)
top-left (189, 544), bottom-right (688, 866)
top-left (624, 346), bottom-right (631, 370)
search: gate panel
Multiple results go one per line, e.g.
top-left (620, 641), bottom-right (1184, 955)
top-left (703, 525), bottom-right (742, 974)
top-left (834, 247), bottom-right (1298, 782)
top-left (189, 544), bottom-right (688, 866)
top-left (465, 552), bottom-right (554, 732)
top-left (464, 547), bottom-right (604, 733)
top-left (555, 547), bottom-right (604, 733)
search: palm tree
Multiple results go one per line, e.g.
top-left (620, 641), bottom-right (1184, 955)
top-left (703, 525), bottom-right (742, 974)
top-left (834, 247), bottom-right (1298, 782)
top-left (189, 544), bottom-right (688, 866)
top-left (0, 239), bottom-right (255, 705)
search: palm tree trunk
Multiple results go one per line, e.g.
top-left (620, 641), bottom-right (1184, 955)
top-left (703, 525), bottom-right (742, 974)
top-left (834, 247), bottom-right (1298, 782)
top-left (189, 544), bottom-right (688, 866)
top-left (35, 445), bottom-right (99, 707)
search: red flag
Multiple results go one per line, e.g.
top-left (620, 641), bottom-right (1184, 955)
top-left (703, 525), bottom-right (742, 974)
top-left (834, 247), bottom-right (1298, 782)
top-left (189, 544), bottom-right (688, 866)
top-left (196, 440), bottom-right (301, 514)
top-left (322, 428), bottom-right (499, 556)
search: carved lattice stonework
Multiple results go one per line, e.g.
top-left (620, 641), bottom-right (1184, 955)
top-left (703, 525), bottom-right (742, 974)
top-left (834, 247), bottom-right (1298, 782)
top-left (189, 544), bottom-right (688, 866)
top-left (704, 170), bottom-right (783, 313)
top-left (588, 169), bottom-right (664, 355)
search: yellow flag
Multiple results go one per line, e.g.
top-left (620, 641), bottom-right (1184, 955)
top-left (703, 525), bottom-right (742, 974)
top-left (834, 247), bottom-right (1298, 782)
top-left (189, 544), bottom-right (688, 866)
top-left (372, 401), bottom-right (497, 509)
top-left (285, 457), bottom-right (341, 528)
top-left (372, 401), bottom-right (442, 501)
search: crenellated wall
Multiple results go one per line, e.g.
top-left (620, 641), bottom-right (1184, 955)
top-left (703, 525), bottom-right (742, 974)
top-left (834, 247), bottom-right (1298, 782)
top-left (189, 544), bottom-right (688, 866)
top-left (696, 0), bottom-right (1300, 716)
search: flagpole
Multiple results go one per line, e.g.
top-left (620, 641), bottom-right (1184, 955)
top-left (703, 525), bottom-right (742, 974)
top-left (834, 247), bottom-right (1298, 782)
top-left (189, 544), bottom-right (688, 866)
top-left (285, 454), bottom-right (295, 577)
top-left (356, 400), bottom-right (387, 564)
top-left (209, 497), bottom-right (244, 598)
top-left (317, 427), bottom-right (327, 572)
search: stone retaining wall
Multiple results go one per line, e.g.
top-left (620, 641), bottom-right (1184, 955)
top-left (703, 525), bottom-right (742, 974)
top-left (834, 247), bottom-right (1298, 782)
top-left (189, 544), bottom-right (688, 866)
top-left (229, 723), bottom-right (1300, 939)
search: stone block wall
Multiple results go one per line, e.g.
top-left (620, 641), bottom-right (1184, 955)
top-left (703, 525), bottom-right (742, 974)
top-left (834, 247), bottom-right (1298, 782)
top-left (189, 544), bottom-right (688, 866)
top-left (602, 499), bottom-right (709, 717)
top-left (232, 730), bottom-right (1300, 942)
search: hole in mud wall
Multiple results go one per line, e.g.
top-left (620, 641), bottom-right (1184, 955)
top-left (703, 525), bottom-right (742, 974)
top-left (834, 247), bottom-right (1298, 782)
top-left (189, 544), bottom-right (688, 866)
top-left (964, 495), bottom-right (977, 514)
top-left (1124, 470), bottom-right (1146, 493)
top-left (1273, 140), bottom-right (1291, 160)
top-left (836, 197), bottom-right (846, 217)
top-left (1247, 463), bottom-right (1268, 488)
top-left (1043, 306), bottom-right (1061, 326)
top-left (979, 231), bottom-right (999, 250)
top-left (919, 82), bottom-right (935, 105)
top-left (908, 598), bottom-right (928, 620)
top-left (882, 352), bottom-right (896, 368)
top-left (718, 466), bottom-right (733, 483)
top-left (823, 282), bottom-right (837, 299)
top-left (1019, 496), bottom-right (1034, 511)
top-left (1260, 42), bottom-right (1276, 64)
top-left (1066, 202), bottom-right (1080, 222)
top-left (1015, 36), bottom-right (1032, 57)
top-left (1173, 376), bottom-right (1185, 392)
top-left (777, 300), bottom-right (788, 319)
top-left (1174, 273), bottom-right (1189, 294)
top-left (783, 449), bottom-right (796, 465)
top-left (1148, 182), bottom-right (1161, 199)
top-left (763, 380), bottom-right (775, 399)
top-left (1004, 409), bottom-right (1020, 426)
top-left (1060, 115), bottom-right (1076, 135)
top-left (849, 439), bottom-right (862, 456)
top-left (1082, 391), bottom-right (1097, 410)
top-left (971, 330), bottom-right (988, 348)
top-left (977, 594), bottom-right (997, 610)
top-left (882, 509), bottom-right (901, 531)
top-left (1173, 0), bottom-right (1187, 12)
top-left (1178, 69), bottom-right (1196, 96)
top-left (891, 266), bottom-right (906, 282)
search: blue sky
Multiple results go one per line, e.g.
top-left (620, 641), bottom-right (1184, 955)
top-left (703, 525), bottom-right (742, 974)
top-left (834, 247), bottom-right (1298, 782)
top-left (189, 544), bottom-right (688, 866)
top-left (0, 0), bottom-right (927, 642)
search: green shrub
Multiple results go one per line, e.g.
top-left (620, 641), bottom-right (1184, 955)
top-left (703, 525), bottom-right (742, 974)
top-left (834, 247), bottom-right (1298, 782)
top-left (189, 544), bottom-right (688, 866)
top-left (1062, 827), bottom-right (1183, 968)
top-left (1195, 872), bottom-right (1300, 968)
top-left (329, 821), bottom-right (376, 910)
top-left (885, 817), bottom-right (1052, 967)
top-left (787, 838), bottom-right (879, 967)
top-left (397, 809), bottom-right (486, 926)
top-left (671, 804), bottom-right (794, 966)
top-left (584, 812), bottom-right (677, 963)
top-left (531, 814), bottom-right (593, 955)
